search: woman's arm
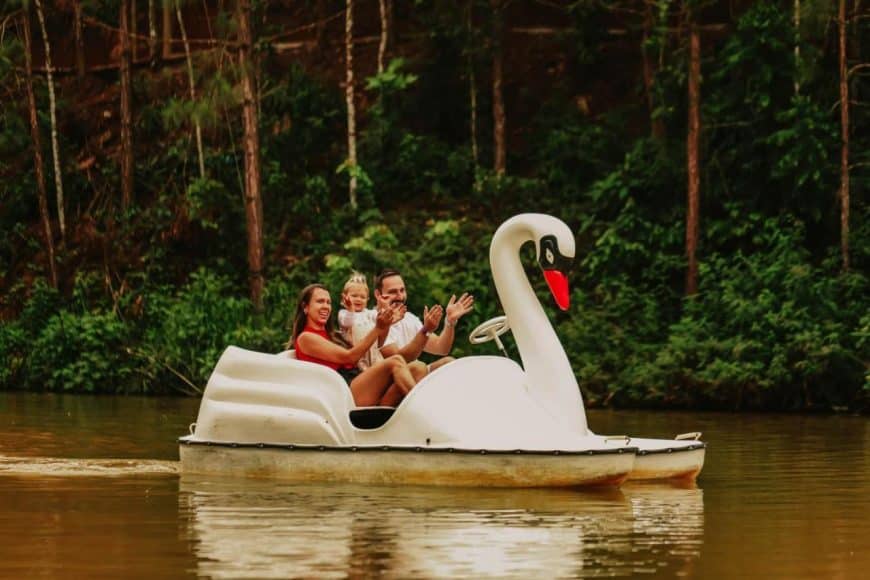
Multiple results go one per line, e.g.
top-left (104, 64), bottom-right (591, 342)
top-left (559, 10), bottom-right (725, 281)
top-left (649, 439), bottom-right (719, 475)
top-left (298, 310), bottom-right (392, 365)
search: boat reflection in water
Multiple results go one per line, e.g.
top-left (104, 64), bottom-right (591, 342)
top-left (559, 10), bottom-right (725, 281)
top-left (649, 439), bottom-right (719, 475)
top-left (179, 477), bottom-right (704, 578)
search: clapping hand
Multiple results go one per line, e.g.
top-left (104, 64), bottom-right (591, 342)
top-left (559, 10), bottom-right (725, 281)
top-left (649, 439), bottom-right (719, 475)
top-left (422, 304), bottom-right (443, 333)
top-left (445, 293), bottom-right (474, 325)
top-left (390, 303), bottom-right (407, 324)
top-left (375, 307), bottom-right (394, 330)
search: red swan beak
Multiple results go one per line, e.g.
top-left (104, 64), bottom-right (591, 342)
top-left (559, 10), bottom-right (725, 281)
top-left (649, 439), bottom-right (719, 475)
top-left (543, 269), bottom-right (570, 311)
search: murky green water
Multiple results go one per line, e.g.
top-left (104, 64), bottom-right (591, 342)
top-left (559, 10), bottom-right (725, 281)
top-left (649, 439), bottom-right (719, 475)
top-left (1, 392), bottom-right (867, 578)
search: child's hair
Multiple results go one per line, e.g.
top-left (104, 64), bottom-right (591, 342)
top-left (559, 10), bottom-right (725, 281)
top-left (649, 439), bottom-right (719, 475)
top-left (343, 271), bottom-right (369, 292)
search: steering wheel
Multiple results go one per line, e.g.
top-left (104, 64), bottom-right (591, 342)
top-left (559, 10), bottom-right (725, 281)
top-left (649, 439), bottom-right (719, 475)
top-left (469, 315), bottom-right (511, 356)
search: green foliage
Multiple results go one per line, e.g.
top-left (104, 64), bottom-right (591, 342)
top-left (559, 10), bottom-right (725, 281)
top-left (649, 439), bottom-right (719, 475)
top-left (0, 31), bottom-right (19, 78)
top-left (0, 280), bottom-right (128, 393)
top-left (365, 58), bottom-right (418, 92)
top-left (335, 160), bottom-right (373, 196)
top-left (0, 271), bottom-right (298, 395)
top-left (161, 97), bottom-right (218, 131)
top-left (528, 104), bottom-right (626, 203)
top-left (0, 100), bottom-right (29, 168)
top-left (258, 64), bottom-right (345, 251)
top-left (564, 216), bottom-right (868, 411)
top-left (185, 177), bottom-right (237, 231)
top-left (0, 320), bottom-right (27, 386)
top-left (764, 95), bottom-right (838, 223)
top-left (325, 223), bottom-right (399, 283)
top-left (702, 2), bottom-right (842, 226)
top-left (710, 4), bottom-right (795, 116)
top-left (138, 269), bottom-right (267, 392)
top-left (27, 310), bottom-right (137, 393)
top-left (17, 280), bottom-right (63, 335)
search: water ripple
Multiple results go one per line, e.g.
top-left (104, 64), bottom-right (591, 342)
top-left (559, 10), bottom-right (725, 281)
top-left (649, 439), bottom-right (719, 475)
top-left (178, 478), bottom-right (704, 579)
top-left (0, 455), bottom-right (179, 477)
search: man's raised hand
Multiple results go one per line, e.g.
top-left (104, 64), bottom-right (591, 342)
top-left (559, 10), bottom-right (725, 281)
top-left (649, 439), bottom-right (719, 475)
top-left (445, 293), bottom-right (475, 324)
top-left (390, 303), bottom-right (407, 324)
top-left (422, 304), bottom-right (443, 333)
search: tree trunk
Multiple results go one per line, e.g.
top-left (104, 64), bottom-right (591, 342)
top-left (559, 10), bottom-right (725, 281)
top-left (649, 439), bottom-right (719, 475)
top-left (685, 16), bottom-right (701, 296)
top-left (148, 0), bottom-right (158, 64)
top-left (120, 0), bottom-right (134, 210)
top-left (860, 0), bottom-right (870, 67)
top-left (377, 0), bottom-right (390, 74)
top-left (23, 4), bottom-right (58, 288)
top-left (162, 0), bottom-right (173, 59)
top-left (130, 0), bottom-right (138, 61)
top-left (468, 0), bottom-right (479, 170)
top-left (642, 1), bottom-right (666, 139)
top-left (74, 1), bottom-right (85, 78)
top-left (838, 0), bottom-right (850, 271)
top-left (176, 1), bottom-right (207, 180)
top-left (33, 0), bottom-right (65, 244)
top-left (794, 0), bottom-right (801, 95)
top-left (491, 0), bottom-right (506, 175)
top-left (345, 0), bottom-right (358, 208)
top-left (237, 0), bottom-right (265, 311)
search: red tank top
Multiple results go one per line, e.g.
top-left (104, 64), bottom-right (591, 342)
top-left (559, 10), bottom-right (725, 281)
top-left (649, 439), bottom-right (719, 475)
top-left (294, 326), bottom-right (353, 371)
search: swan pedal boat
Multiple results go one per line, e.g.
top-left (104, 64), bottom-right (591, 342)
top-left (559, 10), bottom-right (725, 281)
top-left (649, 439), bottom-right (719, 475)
top-left (179, 214), bottom-right (705, 486)
top-left (180, 348), bottom-right (637, 487)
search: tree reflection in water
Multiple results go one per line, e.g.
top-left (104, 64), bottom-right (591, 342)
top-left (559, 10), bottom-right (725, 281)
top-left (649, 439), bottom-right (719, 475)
top-left (179, 477), bottom-right (703, 578)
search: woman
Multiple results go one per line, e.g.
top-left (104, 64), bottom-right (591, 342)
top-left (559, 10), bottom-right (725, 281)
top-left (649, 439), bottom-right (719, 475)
top-left (290, 283), bottom-right (428, 407)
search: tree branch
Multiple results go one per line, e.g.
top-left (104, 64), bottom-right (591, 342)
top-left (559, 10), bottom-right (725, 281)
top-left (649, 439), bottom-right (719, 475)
top-left (848, 63), bottom-right (870, 77)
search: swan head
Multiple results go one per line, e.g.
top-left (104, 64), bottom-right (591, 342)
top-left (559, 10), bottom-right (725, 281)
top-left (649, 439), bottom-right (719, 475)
top-left (493, 214), bottom-right (576, 310)
top-left (538, 233), bottom-right (573, 311)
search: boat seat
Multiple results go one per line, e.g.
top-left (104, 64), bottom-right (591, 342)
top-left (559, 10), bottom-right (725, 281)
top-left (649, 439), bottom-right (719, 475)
top-left (349, 406), bottom-right (396, 430)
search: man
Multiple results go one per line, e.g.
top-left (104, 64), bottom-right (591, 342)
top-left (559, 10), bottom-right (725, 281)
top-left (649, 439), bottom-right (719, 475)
top-left (375, 268), bottom-right (475, 371)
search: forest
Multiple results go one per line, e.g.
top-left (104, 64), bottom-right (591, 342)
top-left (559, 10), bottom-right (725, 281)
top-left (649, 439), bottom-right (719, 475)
top-left (0, 0), bottom-right (867, 412)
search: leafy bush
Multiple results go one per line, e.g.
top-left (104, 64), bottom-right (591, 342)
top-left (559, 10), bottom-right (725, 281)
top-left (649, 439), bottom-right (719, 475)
top-left (566, 216), bottom-right (868, 411)
top-left (27, 310), bottom-right (137, 393)
top-left (0, 321), bottom-right (27, 387)
top-left (138, 269), bottom-right (266, 393)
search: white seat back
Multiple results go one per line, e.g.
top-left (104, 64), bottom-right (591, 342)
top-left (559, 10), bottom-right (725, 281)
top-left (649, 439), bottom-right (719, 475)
top-left (192, 346), bottom-right (356, 445)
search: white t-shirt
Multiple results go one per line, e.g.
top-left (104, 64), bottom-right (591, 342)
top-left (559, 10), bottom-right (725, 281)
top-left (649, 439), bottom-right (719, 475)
top-left (338, 308), bottom-right (394, 370)
top-left (387, 312), bottom-right (424, 349)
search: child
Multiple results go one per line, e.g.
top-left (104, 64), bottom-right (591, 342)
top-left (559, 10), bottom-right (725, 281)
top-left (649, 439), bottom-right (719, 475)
top-left (338, 272), bottom-right (397, 371)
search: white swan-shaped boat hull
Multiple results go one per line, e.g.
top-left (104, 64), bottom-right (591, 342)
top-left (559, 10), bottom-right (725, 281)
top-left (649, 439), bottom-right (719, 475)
top-left (179, 213), bottom-right (705, 485)
top-left (179, 347), bottom-right (637, 487)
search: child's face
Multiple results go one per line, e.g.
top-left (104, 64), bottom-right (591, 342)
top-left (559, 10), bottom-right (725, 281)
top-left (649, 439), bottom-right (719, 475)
top-left (343, 284), bottom-right (368, 312)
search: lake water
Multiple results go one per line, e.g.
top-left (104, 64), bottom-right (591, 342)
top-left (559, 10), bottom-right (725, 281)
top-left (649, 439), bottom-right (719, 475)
top-left (1, 392), bottom-right (867, 578)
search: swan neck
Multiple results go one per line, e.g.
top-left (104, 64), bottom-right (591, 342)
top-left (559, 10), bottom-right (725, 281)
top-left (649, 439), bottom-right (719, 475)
top-left (489, 218), bottom-right (588, 434)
